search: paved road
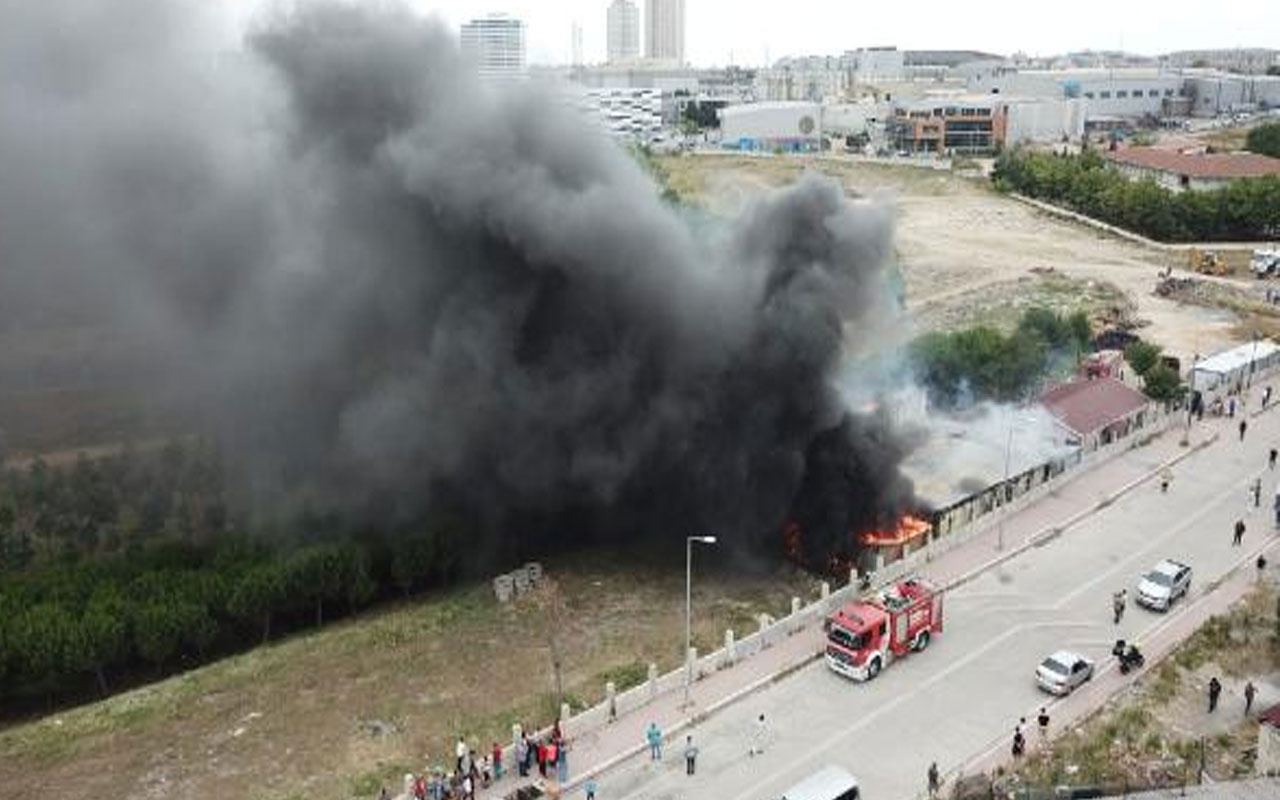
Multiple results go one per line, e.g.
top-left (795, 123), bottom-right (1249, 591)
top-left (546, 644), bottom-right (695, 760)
top-left (588, 412), bottom-right (1280, 800)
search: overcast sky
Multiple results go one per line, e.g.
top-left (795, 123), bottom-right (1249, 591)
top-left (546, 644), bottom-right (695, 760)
top-left (222, 2), bottom-right (1280, 67)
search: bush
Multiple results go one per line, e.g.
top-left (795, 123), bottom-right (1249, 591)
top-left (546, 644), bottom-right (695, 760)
top-left (1246, 122), bottom-right (1280, 159)
top-left (1124, 340), bottom-right (1162, 377)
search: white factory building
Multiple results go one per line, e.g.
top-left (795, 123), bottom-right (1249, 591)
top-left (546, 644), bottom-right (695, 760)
top-left (719, 102), bottom-right (823, 151)
top-left (1184, 73), bottom-right (1280, 116)
top-left (967, 67), bottom-right (1184, 118)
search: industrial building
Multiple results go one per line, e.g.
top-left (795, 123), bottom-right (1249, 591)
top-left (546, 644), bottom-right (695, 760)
top-left (459, 14), bottom-right (527, 80)
top-left (719, 102), bottom-right (822, 152)
top-left (1104, 148), bottom-right (1280, 192)
top-left (887, 95), bottom-right (1085, 154)
top-left (967, 67), bottom-right (1184, 119)
top-left (644, 0), bottom-right (685, 65)
top-left (606, 0), bottom-right (640, 64)
top-left (1184, 73), bottom-right (1280, 116)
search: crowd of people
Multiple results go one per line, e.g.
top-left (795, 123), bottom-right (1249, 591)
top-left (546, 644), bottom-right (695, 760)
top-left (385, 720), bottom-right (571, 800)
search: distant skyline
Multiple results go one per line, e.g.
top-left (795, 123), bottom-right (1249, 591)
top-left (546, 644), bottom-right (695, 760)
top-left (220, 1), bottom-right (1280, 67)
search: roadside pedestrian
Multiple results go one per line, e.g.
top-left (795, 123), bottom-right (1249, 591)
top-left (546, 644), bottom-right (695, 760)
top-left (1208, 676), bottom-right (1222, 712)
top-left (1258, 554), bottom-right (1269, 579)
top-left (1011, 729), bottom-right (1026, 758)
top-left (1246, 681), bottom-right (1257, 714)
top-left (749, 713), bottom-right (768, 756)
top-left (683, 735), bottom-right (698, 775)
top-left (927, 762), bottom-right (940, 798)
top-left (645, 722), bottom-right (662, 761)
top-left (1253, 478), bottom-right (1262, 508)
top-left (414, 774), bottom-right (427, 800)
top-left (556, 738), bottom-right (568, 783)
top-left (1265, 386), bottom-right (1273, 408)
top-left (1234, 519), bottom-right (1246, 546)
top-left (516, 733), bottom-right (529, 777)
top-left (1037, 707), bottom-right (1050, 740)
top-left (379, 786), bottom-right (391, 800)
top-left (1271, 448), bottom-right (1278, 469)
top-left (1113, 589), bottom-right (1127, 624)
top-left (1015, 716), bottom-right (1026, 738)
top-left (455, 737), bottom-right (467, 775)
top-left (1230, 396), bottom-right (1237, 418)
top-left (492, 741), bottom-right (503, 781)
top-left (1160, 467), bottom-right (1172, 493)
top-left (538, 738), bottom-right (548, 778)
top-left (461, 772), bottom-right (474, 800)
top-left (1240, 419), bottom-right (1249, 441)
top-left (585, 777), bottom-right (598, 800)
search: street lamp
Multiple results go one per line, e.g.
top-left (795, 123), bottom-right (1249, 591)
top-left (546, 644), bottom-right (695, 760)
top-left (997, 411), bottom-right (1037, 551)
top-left (685, 535), bottom-right (717, 707)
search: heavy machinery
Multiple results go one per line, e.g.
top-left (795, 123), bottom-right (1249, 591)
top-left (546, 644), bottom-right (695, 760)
top-left (824, 577), bottom-right (943, 681)
top-left (1189, 248), bottom-right (1228, 276)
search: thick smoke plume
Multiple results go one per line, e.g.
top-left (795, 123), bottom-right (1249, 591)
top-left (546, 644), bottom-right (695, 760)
top-left (0, 1), bottom-right (917, 566)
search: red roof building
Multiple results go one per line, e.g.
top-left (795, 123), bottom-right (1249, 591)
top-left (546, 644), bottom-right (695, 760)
top-left (1039, 377), bottom-right (1154, 451)
top-left (1104, 147), bottom-right (1280, 192)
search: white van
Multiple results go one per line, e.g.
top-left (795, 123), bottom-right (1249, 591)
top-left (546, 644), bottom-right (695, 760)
top-left (779, 766), bottom-right (861, 800)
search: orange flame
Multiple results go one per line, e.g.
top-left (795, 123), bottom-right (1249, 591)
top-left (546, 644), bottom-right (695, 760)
top-left (858, 514), bottom-right (932, 547)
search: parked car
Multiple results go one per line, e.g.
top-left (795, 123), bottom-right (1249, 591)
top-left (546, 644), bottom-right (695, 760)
top-left (778, 765), bottom-right (860, 800)
top-left (1036, 650), bottom-right (1094, 695)
top-left (1136, 559), bottom-right (1192, 611)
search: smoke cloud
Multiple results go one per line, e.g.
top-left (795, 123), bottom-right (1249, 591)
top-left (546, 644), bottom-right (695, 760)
top-left (0, 1), bottom-right (917, 565)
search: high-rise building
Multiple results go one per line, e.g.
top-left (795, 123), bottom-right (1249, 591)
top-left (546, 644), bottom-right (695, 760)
top-left (571, 21), bottom-right (584, 67)
top-left (644, 0), bottom-right (684, 65)
top-left (607, 0), bottom-right (640, 64)
top-left (459, 14), bottom-right (527, 79)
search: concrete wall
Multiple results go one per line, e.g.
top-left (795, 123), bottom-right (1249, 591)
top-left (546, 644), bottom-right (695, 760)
top-left (1004, 98), bottom-right (1086, 143)
top-left (1187, 75), bottom-right (1280, 116)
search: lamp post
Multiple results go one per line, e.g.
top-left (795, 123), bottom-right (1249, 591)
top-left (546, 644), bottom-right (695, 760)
top-left (685, 535), bottom-right (717, 707)
top-left (997, 410), bottom-right (1037, 551)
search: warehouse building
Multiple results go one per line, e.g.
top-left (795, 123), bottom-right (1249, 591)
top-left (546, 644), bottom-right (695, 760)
top-left (887, 95), bottom-right (1084, 154)
top-left (719, 102), bottom-right (822, 151)
top-left (966, 67), bottom-right (1184, 120)
top-left (1104, 148), bottom-right (1280, 192)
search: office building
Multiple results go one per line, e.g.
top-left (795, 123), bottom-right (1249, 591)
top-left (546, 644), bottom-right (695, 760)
top-left (460, 14), bottom-right (527, 79)
top-left (607, 0), bottom-right (640, 64)
top-left (645, 0), bottom-right (685, 65)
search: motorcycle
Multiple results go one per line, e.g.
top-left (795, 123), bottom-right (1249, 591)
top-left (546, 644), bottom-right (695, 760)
top-left (1112, 639), bottom-right (1145, 674)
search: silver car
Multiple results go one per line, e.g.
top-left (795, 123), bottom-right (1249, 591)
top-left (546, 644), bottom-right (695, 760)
top-left (1136, 559), bottom-right (1192, 611)
top-left (1036, 650), bottom-right (1094, 695)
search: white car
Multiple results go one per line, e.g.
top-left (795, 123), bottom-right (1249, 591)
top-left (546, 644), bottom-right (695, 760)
top-left (1136, 559), bottom-right (1192, 611)
top-left (1036, 650), bottom-right (1094, 695)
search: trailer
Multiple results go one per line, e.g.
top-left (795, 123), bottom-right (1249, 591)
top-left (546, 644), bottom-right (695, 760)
top-left (824, 578), bottom-right (943, 681)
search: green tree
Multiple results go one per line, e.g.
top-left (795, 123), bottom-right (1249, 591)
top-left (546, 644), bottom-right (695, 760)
top-left (1246, 122), bottom-right (1280, 159)
top-left (1124, 340), bottom-right (1162, 377)
top-left (228, 562), bottom-right (286, 642)
top-left (1141, 364), bottom-right (1186, 402)
top-left (79, 587), bottom-right (131, 693)
top-left (1067, 310), bottom-right (1092, 359)
top-left (390, 533), bottom-right (437, 597)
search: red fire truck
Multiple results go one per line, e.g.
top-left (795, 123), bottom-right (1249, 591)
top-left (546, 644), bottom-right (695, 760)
top-left (824, 577), bottom-right (943, 681)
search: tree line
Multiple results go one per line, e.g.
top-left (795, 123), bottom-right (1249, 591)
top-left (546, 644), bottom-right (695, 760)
top-left (993, 147), bottom-right (1280, 242)
top-left (0, 441), bottom-right (470, 713)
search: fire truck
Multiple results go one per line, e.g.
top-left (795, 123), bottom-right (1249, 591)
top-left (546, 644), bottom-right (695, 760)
top-left (823, 577), bottom-right (943, 681)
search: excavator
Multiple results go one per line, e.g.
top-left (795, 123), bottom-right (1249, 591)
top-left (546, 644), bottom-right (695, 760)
top-left (1189, 247), bottom-right (1228, 276)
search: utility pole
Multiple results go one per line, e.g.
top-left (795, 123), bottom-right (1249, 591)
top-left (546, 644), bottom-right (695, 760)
top-left (685, 535), bottom-right (717, 707)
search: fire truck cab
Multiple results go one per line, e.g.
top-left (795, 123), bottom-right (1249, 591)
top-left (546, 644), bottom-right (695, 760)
top-left (824, 577), bottom-right (943, 681)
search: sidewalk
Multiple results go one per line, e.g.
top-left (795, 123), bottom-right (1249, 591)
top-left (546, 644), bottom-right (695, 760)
top-left (467, 416), bottom-right (1231, 800)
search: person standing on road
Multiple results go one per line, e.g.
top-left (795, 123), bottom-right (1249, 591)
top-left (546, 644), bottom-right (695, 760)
top-left (1011, 728), bottom-right (1026, 758)
top-left (927, 762), bottom-right (940, 798)
top-left (1160, 467), bottom-right (1172, 493)
top-left (1254, 478), bottom-right (1263, 508)
top-left (1209, 677), bottom-right (1223, 712)
top-left (1113, 590), bottom-right (1127, 624)
top-left (1037, 708), bottom-right (1050, 741)
top-left (749, 713), bottom-right (768, 756)
top-left (1240, 419), bottom-right (1249, 441)
top-left (683, 735), bottom-right (698, 775)
top-left (1246, 681), bottom-right (1257, 714)
top-left (1270, 448), bottom-right (1278, 470)
top-left (585, 777), bottom-right (598, 800)
top-left (1234, 519), bottom-right (1247, 546)
top-left (645, 722), bottom-right (662, 761)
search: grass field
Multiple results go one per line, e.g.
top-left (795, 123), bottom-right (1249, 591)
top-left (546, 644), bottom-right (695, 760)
top-left (0, 547), bottom-right (816, 800)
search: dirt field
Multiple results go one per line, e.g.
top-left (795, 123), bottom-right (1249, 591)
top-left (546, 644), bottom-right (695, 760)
top-left (0, 549), bottom-right (816, 800)
top-left (661, 153), bottom-right (1250, 360)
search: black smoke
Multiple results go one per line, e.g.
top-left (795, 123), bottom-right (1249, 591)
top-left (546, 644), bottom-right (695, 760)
top-left (0, 1), bottom-right (917, 566)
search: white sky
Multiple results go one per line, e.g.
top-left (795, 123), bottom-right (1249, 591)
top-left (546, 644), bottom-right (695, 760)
top-left (221, 1), bottom-right (1280, 67)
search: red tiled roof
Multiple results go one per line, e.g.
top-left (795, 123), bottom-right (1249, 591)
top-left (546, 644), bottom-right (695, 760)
top-left (1039, 377), bottom-right (1150, 437)
top-left (1104, 147), bottom-right (1280, 180)
top-left (1261, 702), bottom-right (1280, 727)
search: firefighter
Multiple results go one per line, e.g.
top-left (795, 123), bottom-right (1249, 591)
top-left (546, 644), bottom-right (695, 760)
top-left (927, 762), bottom-right (940, 798)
